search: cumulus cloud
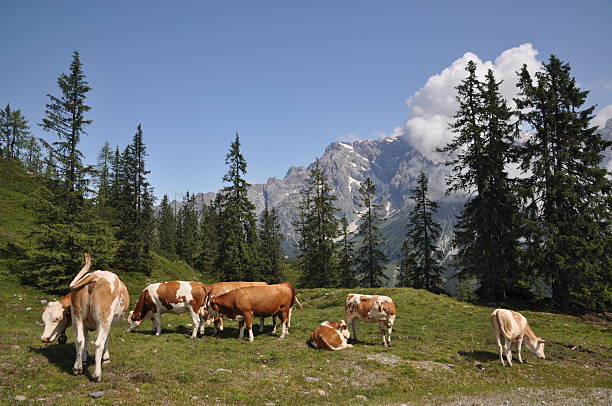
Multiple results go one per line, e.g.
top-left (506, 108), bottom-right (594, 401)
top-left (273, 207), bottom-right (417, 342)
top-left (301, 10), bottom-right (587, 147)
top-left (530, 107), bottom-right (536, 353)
top-left (401, 43), bottom-right (542, 163)
top-left (592, 104), bottom-right (612, 130)
top-left (337, 133), bottom-right (360, 143)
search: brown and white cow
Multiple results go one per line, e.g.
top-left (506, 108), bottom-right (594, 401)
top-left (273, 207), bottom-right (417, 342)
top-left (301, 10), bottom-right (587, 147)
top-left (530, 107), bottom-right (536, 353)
top-left (207, 282), bottom-right (300, 342)
top-left (490, 308), bottom-right (546, 366)
top-left (345, 294), bottom-right (396, 347)
top-left (201, 281), bottom-right (268, 333)
top-left (41, 253), bottom-right (129, 381)
top-left (127, 281), bottom-right (208, 338)
top-left (309, 320), bottom-right (353, 350)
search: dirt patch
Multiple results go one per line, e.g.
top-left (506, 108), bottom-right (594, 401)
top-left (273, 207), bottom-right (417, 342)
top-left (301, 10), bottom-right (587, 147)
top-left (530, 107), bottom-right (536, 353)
top-left (130, 372), bottom-right (155, 383)
top-left (435, 387), bottom-right (611, 406)
top-left (409, 360), bottom-right (454, 373)
top-left (366, 353), bottom-right (402, 366)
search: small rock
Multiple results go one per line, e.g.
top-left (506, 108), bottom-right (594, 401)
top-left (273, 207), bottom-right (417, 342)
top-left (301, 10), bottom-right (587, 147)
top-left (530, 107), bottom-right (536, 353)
top-left (134, 388), bottom-right (140, 392)
top-left (152, 349), bottom-right (158, 353)
top-left (305, 376), bottom-right (319, 382)
top-left (265, 403), bottom-right (275, 406)
top-left (90, 391), bottom-right (105, 399)
top-left (315, 389), bottom-right (328, 396)
top-left (14, 395), bottom-right (27, 402)
top-left (355, 395), bottom-right (368, 400)
top-left (216, 368), bottom-right (232, 373)
top-left (26, 307), bottom-right (32, 311)
top-left (40, 299), bottom-right (48, 305)
top-left (11, 345), bottom-right (20, 350)
top-left (191, 395), bottom-right (199, 400)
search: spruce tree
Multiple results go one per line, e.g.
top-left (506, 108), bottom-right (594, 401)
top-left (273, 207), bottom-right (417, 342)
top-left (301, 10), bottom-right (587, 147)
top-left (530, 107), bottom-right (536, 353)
top-left (157, 194), bottom-right (177, 255)
top-left (355, 177), bottom-right (388, 288)
top-left (294, 159), bottom-right (340, 288)
top-left (195, 202), bottom-right (218, 275)
top-left (177, 192), bottom-right (198, 264)
top-left (215, 133), bottom-right (259, 281)
top-left (23, 51), bottom-right (116, 291)
top-left (258, 203), bottom-right (284, 283)
top-left (114, 124), bottom-right (155, 274)
top-left (337, 216), bottom-right (357, 288)
top-left (94, 141), bottom-right (113, 206)
top-left (396, 172), bottom-right (444, 293)
top-left (1, 104), bottom-right (30, 159)
top-left (515, 55), bottom-right (612, 311)
top-left (439, 63), bottom-right (522, 301)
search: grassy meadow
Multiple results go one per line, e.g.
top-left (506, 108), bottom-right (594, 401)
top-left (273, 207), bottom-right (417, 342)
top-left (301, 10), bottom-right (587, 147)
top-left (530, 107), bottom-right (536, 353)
top-left (0, 278), bottom-right (610, 405)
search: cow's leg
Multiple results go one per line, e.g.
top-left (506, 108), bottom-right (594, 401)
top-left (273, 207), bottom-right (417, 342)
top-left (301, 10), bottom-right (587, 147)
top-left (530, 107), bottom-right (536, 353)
top-left (494, 331), bottom-right (505, 366)
top-left (386, 322), bottom-right (393, 347)
top-left (279, 311), bottom-right (288, 339)
top-left (517, 336), bottom-right (524, 364)
top-left (349, 318), bottom-right (358, 342)
top-left (259, 316), bottom-right (265, 333)
top-left (219, 316), bottom-right (224, 331)
top-left (153, 313), bottom-right (162, 336)
top-left (72, 321), bottom-right (85, 375)
top-left (244, 312), bottom-right (254, 342)
top-left (288, 307), bottom-right (292, 328)
top-left (238, 320), bottom-right (245, 339)
top-left (198, 315), bottom-right (206, 336)
top-left (92, 322), bottom-right (111, 381)
top-left (379, 321), bottom-right (389, 347)
top-left (503, 339), bottom-right (513, 367)
top-left (188, 309), bottom-right (200, 338)
top-left (82, 329), bottom-right (89, 365)
top-left (102, 333), bottom-right (111, 364)
top-left (272, 314), bottom-right (277, 334)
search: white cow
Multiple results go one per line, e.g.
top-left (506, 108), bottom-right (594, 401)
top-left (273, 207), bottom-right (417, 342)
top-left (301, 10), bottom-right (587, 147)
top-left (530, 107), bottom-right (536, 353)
top-left (41, 253), bottom-right (129, 381)
top-left (490, 308), bottom-right (546, 366)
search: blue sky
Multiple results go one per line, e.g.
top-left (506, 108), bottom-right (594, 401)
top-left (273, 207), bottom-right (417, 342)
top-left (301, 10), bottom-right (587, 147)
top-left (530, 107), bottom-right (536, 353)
top-left (2, 1), bottom-right (611, 200)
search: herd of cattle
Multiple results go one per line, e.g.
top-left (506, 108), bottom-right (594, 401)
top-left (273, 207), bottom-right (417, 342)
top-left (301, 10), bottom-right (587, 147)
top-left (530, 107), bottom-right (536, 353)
top-left (40, 254), bottom-right (546, 382)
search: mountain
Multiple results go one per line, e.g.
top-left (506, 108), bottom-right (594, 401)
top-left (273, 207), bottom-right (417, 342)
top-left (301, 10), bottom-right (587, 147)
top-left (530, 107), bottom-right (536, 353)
top-left (169, 133), bottom-right (463, 268)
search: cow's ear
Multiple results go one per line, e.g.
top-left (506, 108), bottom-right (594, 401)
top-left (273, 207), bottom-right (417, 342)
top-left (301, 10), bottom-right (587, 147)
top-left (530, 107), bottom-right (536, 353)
top-left (41, 306), bottom-right (47, 312)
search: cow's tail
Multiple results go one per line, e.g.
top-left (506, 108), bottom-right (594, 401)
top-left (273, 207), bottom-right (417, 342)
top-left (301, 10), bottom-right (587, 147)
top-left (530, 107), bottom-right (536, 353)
top-left (69, 253), bottom-right (95, 290)
top-left (294, 295), bottom-right (303, 310)
top-left (495, 310), bottom-right (512, 341)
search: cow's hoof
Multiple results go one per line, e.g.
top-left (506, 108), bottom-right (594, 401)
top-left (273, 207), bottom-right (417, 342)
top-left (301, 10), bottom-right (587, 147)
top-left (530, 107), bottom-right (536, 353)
top-left (73, 367), bottom-right (83, 375)
top-left (92, 375), bottom-right (101, 382)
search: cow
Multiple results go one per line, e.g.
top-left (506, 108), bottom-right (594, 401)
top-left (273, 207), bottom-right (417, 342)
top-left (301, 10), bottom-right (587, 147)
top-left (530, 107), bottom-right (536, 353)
top-left (41, 253), bottom-right (129, 381)
top-left (309, 320), bottom-right (353, 350)
top-left (126, 281), bottom-right (208, 338)
top-left (490, 308), bottom-right (546, 366)
top-left (206, 282), bottom-right (301, 342)
top-left (201, 281), bottom-right (268, 333)
top-left (345, 294), bottom-right (396, 347)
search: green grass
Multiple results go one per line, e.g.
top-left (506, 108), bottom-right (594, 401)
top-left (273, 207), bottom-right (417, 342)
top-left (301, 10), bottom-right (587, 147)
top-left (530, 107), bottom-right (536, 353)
top-left (0, 281), bottom-right (610, 405)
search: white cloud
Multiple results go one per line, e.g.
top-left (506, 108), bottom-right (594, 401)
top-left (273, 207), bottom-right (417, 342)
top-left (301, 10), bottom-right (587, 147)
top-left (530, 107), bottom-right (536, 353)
top-left (337, 133), bottom-right (360, 143)
top-left (592, 104), bottom-right (612, 130)
top-left (400, 43), bottom-right (542, 163)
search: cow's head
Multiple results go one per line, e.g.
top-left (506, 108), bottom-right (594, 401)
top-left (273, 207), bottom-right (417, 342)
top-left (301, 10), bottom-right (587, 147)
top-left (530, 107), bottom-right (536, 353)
top-left (207, 296), bottom-right (220, 318)
top-left (527, 337), bottom-right (546, 359)
top-left (126, 310), bottom-right (142, 332)
top-left (41, 300), bottom-right (70, 343)
top-left (338, 320), bottom-right (350, 340)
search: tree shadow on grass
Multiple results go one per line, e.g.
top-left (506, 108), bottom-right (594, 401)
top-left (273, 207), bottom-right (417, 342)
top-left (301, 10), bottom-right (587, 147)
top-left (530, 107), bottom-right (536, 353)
top-left (458, 350), bottom-right (498, 362)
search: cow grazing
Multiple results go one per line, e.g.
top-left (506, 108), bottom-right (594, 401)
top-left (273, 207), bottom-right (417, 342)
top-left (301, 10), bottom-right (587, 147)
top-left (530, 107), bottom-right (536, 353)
top-left (127, 281), bottom-right (208, 338)
top-left (309, 320), bottom-right (353, 350)
top-left (490, 308), bottom-right (546, 366)
top-left (41, 253), bottom-right (129, 381)
top-left (207, 282), bottom-right (300, 342)
top-left (345, 294), bottom-right (396, 347)
top-left (201, 281), bottom-right (268, 333)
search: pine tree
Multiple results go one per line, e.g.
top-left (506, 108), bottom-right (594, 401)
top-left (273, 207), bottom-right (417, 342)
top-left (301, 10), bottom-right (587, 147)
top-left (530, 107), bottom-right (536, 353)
top-left (258, 203), bottom-right (284, 283)
top-left (21, 135), bottom-right (44, 173)
top-left (396, 172), bottom-right (444, 293)
top-left (439, 63), bottom-right (522, 301)
top-left (515, 55), bottom-right (612, 311)
top-left (337, 216), bottom-right (357, 288)
top-left (157, 194), bottom-right (177, 255)
top-left (22, 51), bottom-right (116, 291)
top-left (294, 159), bottom-right (340, 288)
top-left (177, 192), bottom-right (198, 264)
top-left (355, 177), bottom-right (388, 288)
top-left (215, 133), bottom-right (259, 281)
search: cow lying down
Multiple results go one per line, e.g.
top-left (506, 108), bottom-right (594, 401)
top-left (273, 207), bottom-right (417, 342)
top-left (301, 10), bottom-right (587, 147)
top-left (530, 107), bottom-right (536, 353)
top-left (127, 281), bottom-right (208, 338)
top-left (309, 320), bottom-right (353, 350)
top-left (490, 308), bottom-right (546, 366)
top-left (41, 253), bottom-right (129, 381)
top-left (207, 282), bottom-right (301, 342)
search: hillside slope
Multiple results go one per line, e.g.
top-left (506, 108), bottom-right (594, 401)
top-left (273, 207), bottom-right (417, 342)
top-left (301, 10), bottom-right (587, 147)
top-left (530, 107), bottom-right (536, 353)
top-left (0, 281), bottom-right (609, 405)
